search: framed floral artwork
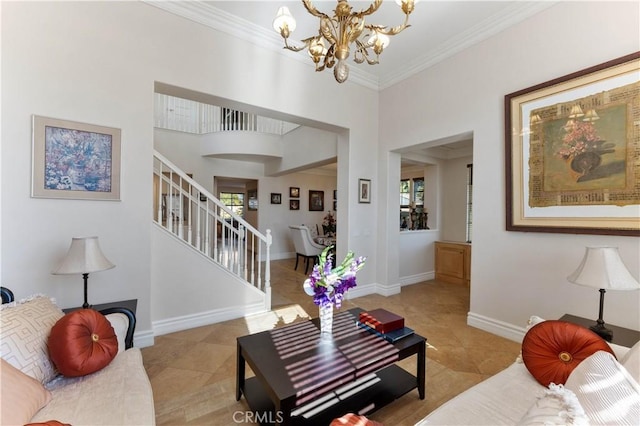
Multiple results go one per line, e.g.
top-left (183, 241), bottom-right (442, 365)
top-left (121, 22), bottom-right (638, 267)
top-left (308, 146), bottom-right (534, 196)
top-left (31, 115), bottom-right (121, 200)
top-left (289, 187), bottom-right (300, 198)
top-left (289, 199), bottom-right (299, 210)
top-left (505, 52), bottom-right (639, 236)
top-left (270, 193), bottom-right (281, 204)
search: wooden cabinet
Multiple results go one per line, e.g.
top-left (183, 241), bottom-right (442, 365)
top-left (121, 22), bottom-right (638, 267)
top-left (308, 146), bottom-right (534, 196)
top-left (435, 241), bottom-right (471, 285)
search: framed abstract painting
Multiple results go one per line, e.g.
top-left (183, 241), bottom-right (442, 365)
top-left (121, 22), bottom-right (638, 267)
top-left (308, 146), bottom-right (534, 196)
top-left (32, 115), bottom-right (121, 200)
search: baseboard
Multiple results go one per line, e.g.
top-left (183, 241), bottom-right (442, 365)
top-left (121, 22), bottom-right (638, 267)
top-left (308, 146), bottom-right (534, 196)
top-left (346, 282), bottom-right (377, 299)
top-left (376, 281), bottom-right (402, 296)
top-left (151, 302), bottom-right (266, 337)
top-left (133, 329), bottom-right (155, 348)
top-left (400, 271), bottom-right (435, 287)
top-left (467, 311), bottom-right (526, 343)
top-left (270, 251), bottom-right (295, 261)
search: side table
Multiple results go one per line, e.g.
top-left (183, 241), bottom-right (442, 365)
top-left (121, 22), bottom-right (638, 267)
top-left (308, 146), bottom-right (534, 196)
top-left (560, 314), bottom-right (640, 348)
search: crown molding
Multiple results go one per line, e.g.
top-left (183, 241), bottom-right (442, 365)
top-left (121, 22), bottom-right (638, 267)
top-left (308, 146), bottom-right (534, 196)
top-left (144, 0), bottom-right (557, 92)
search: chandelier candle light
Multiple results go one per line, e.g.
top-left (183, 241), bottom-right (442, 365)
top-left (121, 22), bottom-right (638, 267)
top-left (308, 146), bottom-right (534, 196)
top-left (273, 0), bottom-right (418, 83)
top-left (303, 246), bottom-right (366, 338)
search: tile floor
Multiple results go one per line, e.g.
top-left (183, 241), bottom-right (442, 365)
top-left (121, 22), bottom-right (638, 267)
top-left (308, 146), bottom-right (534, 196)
top-left (141, 258), bottom-right (521, 425)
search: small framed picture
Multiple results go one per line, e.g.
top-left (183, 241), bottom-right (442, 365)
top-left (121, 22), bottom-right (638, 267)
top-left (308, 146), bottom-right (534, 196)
top-left (270, 193), bottom-right (281, 204)
top-left (333, 190), bottom-right (337, 200)
top-left (289, 199), bottom-right (299, 210)
top-left (309, 190), bottom-right (324, 211)
top-left (359, 179), bottom-right (371, 203)
top-left (333, 200), bottom-right (337, 211)
top-left (289, 187), bottom-right (300, 198)
top-left (248, 189), bottom-right (258, 211)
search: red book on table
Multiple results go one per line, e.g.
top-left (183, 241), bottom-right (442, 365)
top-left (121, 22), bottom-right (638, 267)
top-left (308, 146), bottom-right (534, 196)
top-left (358, 309), bottom-right (404, 333)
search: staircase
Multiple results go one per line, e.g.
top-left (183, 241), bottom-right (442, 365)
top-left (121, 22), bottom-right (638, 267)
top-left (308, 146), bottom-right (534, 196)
top-left (152, 151), bottom-right (271, 310)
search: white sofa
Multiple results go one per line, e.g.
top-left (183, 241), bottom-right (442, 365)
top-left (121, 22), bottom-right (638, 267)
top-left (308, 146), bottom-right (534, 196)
top-left (0, 288), bottom-right (155, 425)
top-left (417, 317), bottom-right (640, 425)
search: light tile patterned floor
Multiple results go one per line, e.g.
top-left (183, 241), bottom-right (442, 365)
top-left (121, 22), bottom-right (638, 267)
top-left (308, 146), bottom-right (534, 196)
top-left (141, 258), bottom-right (521, 425)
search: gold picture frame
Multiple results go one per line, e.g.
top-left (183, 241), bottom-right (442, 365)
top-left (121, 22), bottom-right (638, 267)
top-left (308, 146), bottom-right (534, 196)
top-left (505, 52), bottom-right (639, 236)
top-left (32, 115), bottom-right (121, 200)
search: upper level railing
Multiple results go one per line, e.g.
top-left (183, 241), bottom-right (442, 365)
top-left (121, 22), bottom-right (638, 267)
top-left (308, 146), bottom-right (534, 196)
top-left (154, 93), bottom-right (299, 135)
top-left (153, 151), bottom-right (271, 308)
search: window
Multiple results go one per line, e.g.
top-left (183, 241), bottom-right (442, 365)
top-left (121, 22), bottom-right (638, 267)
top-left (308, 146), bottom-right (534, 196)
top-left (400, 179), bottom-right (410, 207)
top-left (400, 177), bottom-right (426, 230)
top-left (466, 164), bottom-right (473, 242)
top-left (219, 192), bottom-right (244, 219)
top-left (413, 178), bottom-right (424, 206)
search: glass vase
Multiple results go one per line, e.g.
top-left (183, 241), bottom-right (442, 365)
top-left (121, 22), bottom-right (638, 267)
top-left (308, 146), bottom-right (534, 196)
top-left (319, 303), bottom-right (334, 339)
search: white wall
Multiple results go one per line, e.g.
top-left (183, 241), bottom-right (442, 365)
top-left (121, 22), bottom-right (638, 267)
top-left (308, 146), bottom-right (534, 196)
top-left (397, 158), bottom-right (464, 284)
top-left (379, 1), bottom-right (640, 336)
top-left (258, 172), bottom-right (337, 257)
top-left (441, 156), bottom-right (472, 242)
top-left (1, 1), bottom-right (377, 342)
top-left (150, 226), bottom-right (265, 335)
top-left (2, 2), bottom-right (155, 332)
top-left (265, 125), bottom-right (338, 175)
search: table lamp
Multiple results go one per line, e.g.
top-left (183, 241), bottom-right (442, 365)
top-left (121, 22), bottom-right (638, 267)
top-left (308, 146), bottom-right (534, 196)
top-left (567, 246), bottom-right (640, 340)
top-left (52, 236), bottom-right (115, 308)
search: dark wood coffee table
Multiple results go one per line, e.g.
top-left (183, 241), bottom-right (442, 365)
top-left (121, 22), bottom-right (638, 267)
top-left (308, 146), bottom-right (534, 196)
top-left (236, 307), bottom-right (426, 425)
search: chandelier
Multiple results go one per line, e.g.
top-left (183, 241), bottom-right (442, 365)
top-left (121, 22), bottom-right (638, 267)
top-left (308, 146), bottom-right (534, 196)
top-left (273, 0), bottom-right (418, 83)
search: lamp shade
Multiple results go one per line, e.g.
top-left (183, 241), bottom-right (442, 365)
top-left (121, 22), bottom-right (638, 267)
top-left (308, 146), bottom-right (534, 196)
top-left (567, 246), bottom-right (640, 291)
top-left (52, 236), bottom-right (115, 275)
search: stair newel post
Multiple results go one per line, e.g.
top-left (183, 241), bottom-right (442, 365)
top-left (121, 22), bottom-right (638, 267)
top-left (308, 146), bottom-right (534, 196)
top-left (265, 229), bottom-right (272, 310)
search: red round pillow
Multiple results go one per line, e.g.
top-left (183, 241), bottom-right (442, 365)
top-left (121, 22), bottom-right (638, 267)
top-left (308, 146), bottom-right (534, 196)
top-left (521, 320), bottom-right (615, 386)
top-left (48, 309), bottom-right (118, 377)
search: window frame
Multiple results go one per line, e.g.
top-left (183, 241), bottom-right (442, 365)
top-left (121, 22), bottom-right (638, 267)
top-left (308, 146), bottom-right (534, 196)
top-left (219, 191), bottom-right (244, 219)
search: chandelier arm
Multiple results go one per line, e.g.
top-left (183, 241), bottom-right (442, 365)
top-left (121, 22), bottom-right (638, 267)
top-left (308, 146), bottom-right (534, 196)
top-left (319, 16), bottom-right (338, 46)
top-left (302, 0), bottom-right (330, 19)
top-left (323, 44), bottom-right (337, 69)
top-left (283, 37), bottom-right (311, 53)
top-left (366, 15), bottom-right (411, 37)
top-left (353, 40), bottom-right (379, 65)
top-left (347, 18), bottom-right (366, 44)
top-left (355, 0), bottom-right (383, 17)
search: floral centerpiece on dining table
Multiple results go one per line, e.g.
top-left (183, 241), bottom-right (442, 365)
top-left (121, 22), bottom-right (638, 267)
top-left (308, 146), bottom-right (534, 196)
top-left (322, 210), bottom-right (336, 236)
top-left (303, 245), bottom-right (366, 337)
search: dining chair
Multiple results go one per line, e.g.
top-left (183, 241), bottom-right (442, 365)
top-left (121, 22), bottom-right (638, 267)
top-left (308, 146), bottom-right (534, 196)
top-left (289, 225), bottom-right (325, 274)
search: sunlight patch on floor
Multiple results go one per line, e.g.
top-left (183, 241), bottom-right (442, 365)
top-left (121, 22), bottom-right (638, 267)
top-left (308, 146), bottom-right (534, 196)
top-left (243, 304), bottom-right (312, 334)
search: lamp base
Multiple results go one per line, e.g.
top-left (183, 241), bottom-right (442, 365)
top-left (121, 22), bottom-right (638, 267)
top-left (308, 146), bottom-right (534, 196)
top-left (589, 323), bottom-right (613, 341)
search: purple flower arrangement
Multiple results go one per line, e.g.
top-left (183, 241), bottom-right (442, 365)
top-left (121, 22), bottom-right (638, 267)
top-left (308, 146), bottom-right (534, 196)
top-left (303, 246), bottom-right (366, 308)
